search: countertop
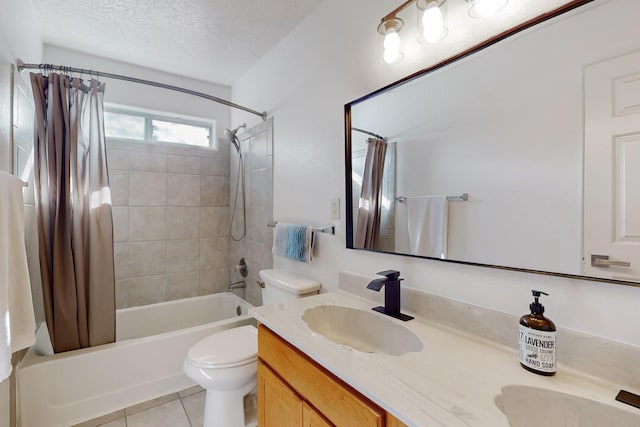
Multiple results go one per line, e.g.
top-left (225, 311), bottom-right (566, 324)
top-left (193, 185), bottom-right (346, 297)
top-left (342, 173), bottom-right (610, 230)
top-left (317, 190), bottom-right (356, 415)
top-left (250, 291), bottom-right (637, 427)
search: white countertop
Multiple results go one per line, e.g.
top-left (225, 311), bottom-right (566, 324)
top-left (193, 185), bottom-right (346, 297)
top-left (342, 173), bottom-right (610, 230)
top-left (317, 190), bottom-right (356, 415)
top-left (250, 291), bottom-right (636, 427)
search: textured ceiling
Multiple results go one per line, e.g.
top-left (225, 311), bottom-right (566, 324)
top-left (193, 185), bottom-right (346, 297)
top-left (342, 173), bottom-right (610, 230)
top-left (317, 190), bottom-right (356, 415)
top-left (31, 0), bottom-right (321, 86)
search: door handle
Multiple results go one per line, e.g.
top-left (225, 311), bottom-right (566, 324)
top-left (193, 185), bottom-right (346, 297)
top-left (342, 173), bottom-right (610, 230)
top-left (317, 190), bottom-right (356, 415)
top-left (591, 254), bottom-right (631, 268)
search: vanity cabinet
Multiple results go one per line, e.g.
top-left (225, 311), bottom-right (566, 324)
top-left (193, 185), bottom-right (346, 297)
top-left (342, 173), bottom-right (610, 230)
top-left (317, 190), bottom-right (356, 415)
top-left (257, 324), bottom-right (408, 427)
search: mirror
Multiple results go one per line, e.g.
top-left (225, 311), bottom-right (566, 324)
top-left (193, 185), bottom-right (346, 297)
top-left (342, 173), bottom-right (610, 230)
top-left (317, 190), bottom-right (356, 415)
top-left (345, 0), bottom-right (640, 284)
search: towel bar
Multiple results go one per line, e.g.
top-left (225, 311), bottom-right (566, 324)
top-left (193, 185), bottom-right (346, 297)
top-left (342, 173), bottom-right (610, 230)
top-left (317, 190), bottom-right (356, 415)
top-left (267, 221), bottom-right (335, 235)
top-left (395, 193), bottom-right (468, 203)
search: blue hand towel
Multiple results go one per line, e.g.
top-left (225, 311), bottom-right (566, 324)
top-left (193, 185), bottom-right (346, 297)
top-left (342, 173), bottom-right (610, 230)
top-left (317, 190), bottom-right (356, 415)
top-left (273, 223), bottom-right (314, 262)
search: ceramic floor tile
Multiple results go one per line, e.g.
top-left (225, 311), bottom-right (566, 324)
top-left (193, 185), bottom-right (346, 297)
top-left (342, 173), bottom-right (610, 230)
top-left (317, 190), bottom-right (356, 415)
top-left (181, 390), bottom-right (205, 427)
top-left (126, 400), bottom-right (190, 427)
top-left (71, 410), bottom-right (125, 427)
top-left (125, 392), bottom-right (179, 416)
top-left (97, 418), bottom-right (127, 427)
top-left (178, 384), bottom-right (204, 399)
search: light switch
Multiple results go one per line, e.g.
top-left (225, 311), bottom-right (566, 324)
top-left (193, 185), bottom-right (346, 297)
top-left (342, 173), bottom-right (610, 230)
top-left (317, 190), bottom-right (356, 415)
top-left (330, 196), bottom-right (340, 220)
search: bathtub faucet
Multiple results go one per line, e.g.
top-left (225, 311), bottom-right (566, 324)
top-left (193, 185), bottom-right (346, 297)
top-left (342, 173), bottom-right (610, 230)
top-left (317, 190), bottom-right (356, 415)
top-left (228, 280), bottom-right (246, 291)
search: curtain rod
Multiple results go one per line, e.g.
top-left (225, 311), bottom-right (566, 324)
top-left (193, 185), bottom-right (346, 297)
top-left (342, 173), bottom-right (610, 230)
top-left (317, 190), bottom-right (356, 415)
top-left (352, 127), bottom-right (387, 141)
top-left (17, 60), bottom-right (267, 121)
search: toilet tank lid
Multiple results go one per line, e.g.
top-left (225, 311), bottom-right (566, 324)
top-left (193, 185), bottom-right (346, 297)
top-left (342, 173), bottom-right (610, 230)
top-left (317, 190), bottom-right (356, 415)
top-left (259, 269), bottom-right (321, 294)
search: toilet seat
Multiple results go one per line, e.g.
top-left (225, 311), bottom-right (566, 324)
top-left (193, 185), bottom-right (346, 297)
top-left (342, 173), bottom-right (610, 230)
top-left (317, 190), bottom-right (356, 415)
top-left (187, 325), bottom-right (258, 369)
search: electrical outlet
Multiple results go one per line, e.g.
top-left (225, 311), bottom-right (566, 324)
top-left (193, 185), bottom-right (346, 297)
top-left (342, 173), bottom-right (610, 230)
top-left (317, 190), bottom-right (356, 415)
top-left (330, 196), bottom-right (340, 220)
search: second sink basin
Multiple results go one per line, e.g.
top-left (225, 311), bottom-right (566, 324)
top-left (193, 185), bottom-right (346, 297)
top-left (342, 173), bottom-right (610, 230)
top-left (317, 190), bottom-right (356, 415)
top-left (496, 385), bottom-right (640, 427)
top-left (302, 304), bottom-right (423, 356)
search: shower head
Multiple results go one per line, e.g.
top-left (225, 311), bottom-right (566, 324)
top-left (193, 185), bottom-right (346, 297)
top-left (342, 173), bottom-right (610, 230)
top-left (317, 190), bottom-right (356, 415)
top-left (225, 123), bottom-right (246, 153)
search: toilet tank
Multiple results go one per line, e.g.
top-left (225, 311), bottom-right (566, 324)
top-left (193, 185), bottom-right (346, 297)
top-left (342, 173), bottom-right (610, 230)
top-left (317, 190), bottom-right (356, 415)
top-left (259, 269), bottom-right (321, 306)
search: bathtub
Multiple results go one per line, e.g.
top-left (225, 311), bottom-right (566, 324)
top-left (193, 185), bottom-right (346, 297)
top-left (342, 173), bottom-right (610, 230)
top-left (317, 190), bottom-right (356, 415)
top-left (17, 292), bottom-right (255, 427)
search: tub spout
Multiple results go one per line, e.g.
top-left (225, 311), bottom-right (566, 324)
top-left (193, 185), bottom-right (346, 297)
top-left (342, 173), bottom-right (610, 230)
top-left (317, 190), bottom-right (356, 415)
top-left (228, 280), bottom-right (246, 291)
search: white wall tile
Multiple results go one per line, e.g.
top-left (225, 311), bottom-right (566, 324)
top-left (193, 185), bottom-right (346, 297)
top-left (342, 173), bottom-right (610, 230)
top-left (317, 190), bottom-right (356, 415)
top-left (199, 207), bottom-right (229, 238)
top-left (167, 155), bottom-right (200, 175)
top-left (109, 170), bottom-right (129, 207)
top-left (200, 176), bottom-right (229, 207)
top-left (129, 171), bottom-right (166, 206)
top-left (166, 271), bottom-right (200, 300)
top-left (249, 168), bottom-right (270, 206)
top-left (112, 207), bottom-right (129, 243)
top-left (200, 238), bottom-right (229, 269)
top-left (167, 207), bottom-right (199, 239)
top-left (129, 207), bottom-right (166, 241)
top-left (200, 156), bottom-right (229, 176)
top-left (118, 241), bottom-right (167, 278)
top-left (167, 239), bottom-right (200, 273)
top-left (108, 135), bottom-right (236, 307)
top-left (107, 148), bottom-right (130, 170)
top-left (119, 275), bottom-right (168, 308)
top-left (199, 268), bottom-right (230, 295)
top-left (129, 151), bottom-right (167, 172)
top-left (167, 174), bottom-right (200, 206)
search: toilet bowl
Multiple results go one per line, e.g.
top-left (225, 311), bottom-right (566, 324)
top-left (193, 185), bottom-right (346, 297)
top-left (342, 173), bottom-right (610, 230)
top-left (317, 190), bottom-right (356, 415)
top-left (183, 270), bottom-right (321, 427)
top-left (183, 325), bottom-right (258, 427)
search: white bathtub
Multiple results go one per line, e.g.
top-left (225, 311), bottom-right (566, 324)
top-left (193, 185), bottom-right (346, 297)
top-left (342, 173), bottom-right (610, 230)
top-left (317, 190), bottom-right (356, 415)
top-left (17, 292), bottom-right (255, 427)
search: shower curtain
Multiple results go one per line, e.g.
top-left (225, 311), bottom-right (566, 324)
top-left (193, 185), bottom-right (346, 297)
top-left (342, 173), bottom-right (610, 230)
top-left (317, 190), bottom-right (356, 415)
top-left (355, 138), bottom-right (387, 249)
top-left (30, 72), bottom-right (115, 353)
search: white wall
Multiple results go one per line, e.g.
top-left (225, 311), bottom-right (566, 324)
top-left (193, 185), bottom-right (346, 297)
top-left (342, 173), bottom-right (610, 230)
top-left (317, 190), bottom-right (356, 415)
top-left (232, 0), bottom-right (640, 348)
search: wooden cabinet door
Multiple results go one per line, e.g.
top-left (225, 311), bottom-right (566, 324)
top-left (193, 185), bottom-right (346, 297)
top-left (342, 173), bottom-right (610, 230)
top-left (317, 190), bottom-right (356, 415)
top-left (303, 402), bottom-right (334, 427)
top-left (259, 325), bottom-right (385, 426)
top-left (258, 360), bottom-right (303, 427)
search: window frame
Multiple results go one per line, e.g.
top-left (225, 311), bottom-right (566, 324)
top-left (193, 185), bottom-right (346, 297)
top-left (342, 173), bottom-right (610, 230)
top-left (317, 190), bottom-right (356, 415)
top-left (104, 103), bottom-right (217, 150)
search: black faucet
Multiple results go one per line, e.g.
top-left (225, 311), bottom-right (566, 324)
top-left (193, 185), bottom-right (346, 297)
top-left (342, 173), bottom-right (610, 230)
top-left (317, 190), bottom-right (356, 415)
top-left (366, 270), bottom-right (414, 321)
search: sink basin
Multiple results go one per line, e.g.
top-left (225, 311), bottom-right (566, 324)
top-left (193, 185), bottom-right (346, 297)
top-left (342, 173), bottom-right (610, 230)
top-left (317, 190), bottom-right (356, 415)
top-left (495, 385), bottom-right (640, 427)
top-left (301, 305), bottom-right (423, 356)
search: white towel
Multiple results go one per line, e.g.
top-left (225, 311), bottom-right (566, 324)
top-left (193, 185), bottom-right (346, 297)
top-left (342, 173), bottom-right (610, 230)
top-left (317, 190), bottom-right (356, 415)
top-left (0, 170), bottom-right (36, 381)
top-left (272, 223), bottom-right (314, 262)
top-left (406, 196), bottom-right (448, 258)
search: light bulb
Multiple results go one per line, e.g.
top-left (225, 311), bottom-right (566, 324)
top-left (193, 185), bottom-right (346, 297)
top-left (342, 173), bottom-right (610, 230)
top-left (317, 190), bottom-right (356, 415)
top-left (383, 30), bottom-right (402, 64)
top-left (421, 1), bottom-right (445, 43)
top-left (469, 0), bottom-right (508, 18)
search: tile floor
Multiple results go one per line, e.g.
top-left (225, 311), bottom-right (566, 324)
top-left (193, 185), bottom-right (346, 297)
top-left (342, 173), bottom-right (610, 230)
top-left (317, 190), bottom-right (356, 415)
top-left (72, 386), bottom-right (206, 427)
top-left (72, 386), bottom-right (258, 427)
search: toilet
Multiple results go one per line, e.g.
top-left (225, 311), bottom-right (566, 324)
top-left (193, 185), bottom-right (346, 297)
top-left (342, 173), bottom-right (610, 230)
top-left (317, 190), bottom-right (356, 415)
top-left (183, 269), bottom-right (321, 427)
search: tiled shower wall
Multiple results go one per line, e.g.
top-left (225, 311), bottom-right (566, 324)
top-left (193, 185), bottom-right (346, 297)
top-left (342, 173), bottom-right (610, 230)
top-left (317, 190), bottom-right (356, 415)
top-left (108, 139), bottom-right (231, 308)
top-left (229, 119), bottom-right (274, 306)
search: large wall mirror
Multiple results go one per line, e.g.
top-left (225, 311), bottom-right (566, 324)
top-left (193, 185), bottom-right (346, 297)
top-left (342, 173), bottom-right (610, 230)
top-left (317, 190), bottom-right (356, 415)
top-left (345, 0), bottom-right (640, 285)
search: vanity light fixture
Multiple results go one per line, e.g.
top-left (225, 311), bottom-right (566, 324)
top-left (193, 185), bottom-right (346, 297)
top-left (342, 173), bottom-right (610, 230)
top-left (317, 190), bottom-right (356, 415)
top-left (466, 0), bottom-right (509, 18)
top-left (378, 0), bottom-right (509, 64)
top-left (417, 0), bottom-right (448, 44)
top-left (378, 16), bottom-right (405, 64)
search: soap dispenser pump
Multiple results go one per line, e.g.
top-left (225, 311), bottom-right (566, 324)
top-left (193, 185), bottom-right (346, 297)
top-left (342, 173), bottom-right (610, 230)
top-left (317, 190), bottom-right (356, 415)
top-left (519, 290), bottom-right (556, 376)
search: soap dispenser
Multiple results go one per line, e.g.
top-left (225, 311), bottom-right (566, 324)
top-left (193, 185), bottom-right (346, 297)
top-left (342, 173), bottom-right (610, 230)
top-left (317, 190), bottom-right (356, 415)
top-left (519, 290), bottom-right (556, 376)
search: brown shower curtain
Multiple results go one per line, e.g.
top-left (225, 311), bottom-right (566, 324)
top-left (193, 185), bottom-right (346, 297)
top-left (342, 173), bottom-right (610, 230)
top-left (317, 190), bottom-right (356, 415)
top-left (31, 73), bottom-right (115, 353)
top-left (355, 138), bottom-right (387, 249)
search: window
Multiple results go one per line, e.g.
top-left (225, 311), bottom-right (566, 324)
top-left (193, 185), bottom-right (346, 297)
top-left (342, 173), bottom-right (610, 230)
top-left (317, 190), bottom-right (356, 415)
top-left (104, 104), bottom-right (216, 149)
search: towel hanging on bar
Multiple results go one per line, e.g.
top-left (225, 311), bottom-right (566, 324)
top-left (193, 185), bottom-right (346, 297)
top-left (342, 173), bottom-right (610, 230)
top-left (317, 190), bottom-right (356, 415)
top-left (272, 223), bottom-right (315, 262)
